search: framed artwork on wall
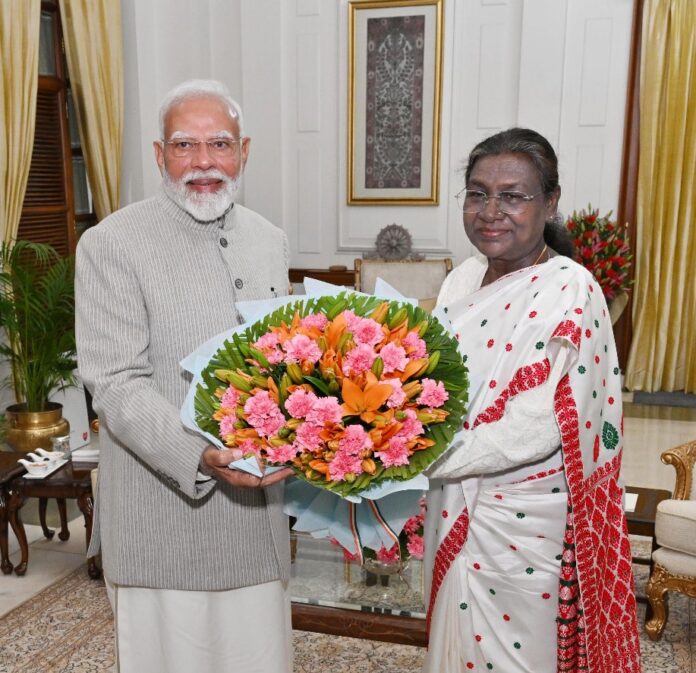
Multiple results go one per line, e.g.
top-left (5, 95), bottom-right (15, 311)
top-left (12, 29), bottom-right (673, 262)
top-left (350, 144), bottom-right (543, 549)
top-left (348, 0), bottom-right (444, 205)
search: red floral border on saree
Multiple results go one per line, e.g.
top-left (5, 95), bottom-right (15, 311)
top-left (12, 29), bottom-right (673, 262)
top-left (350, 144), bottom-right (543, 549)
top-left (554, 376), bottom-right (640, 673)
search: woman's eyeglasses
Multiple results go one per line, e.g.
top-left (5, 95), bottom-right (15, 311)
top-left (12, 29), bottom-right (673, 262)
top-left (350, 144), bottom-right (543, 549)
top-left (455, 189), bottom-right (543, 215)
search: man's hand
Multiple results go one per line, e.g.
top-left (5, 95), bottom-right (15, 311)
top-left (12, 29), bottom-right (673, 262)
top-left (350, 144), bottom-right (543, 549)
top-left (200, 445), bottom-right (294, 488)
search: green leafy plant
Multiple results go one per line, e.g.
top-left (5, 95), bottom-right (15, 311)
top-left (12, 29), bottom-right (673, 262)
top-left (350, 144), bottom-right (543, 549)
top-left (0, 240), bottom-right (76, 411)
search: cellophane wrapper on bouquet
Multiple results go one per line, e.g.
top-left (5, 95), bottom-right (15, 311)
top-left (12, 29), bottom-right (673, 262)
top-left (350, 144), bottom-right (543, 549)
top-left (181, 279), bottom-right (468, 557)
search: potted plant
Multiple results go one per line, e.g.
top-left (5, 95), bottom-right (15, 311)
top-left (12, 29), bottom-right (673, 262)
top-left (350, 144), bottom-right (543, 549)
top-left (565, 205), bottom-right (634, 324)
top-left (0, 240), bottom-right (76, 451)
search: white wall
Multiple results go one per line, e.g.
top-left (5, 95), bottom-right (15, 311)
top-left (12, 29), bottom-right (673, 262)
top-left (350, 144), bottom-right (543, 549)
top-left (120, 0), bottom-right (244, 204)
top-left (120, 0), bottom-right (634, 267)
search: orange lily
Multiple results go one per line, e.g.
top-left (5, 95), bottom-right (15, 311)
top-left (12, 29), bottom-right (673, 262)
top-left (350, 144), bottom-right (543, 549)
top-left (267, 377), bottom-right (280, 404)
top-left (400, 358), bottom-right (429, 382)
top-left (324, 313), bottom-right (349, 350)
top-left (389, 321), bottom-right (409, 341)
top-left (341, 372), bottom-right (393, 423)
top-left (318, 348), bottom-right (343, 381)
top-left (268, 312), bottom-right (303, 345)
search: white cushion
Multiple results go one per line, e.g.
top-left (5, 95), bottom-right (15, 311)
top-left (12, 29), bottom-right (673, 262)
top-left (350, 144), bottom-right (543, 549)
top-left (653, 546), bottom-right (696, 577)
top-left (655, 499), bottom-right (696, 555)
top-left (357, 259), bottom-right (450, 299)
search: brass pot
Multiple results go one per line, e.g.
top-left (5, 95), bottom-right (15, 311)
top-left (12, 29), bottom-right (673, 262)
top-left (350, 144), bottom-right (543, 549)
top-left (5, 402), bottom-right (70, 453)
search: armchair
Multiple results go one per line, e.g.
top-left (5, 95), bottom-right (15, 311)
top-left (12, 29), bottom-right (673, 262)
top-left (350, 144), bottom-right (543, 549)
top-left (354, 258), bottom-right (452, 308)
top-left (645, 439), bottom-right (696, 640)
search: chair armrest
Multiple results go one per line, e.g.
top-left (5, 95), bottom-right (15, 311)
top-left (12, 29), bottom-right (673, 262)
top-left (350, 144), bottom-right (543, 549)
top-left (661, 440), bottom-right (696, 500)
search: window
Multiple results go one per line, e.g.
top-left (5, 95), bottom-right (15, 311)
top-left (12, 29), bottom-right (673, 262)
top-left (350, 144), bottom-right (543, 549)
top-left (17, 0), bottom-right (97, 255)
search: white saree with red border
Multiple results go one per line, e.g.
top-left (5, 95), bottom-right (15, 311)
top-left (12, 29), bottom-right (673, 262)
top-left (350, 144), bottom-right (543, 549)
top-left (423, 256), bottom-right (640, 673)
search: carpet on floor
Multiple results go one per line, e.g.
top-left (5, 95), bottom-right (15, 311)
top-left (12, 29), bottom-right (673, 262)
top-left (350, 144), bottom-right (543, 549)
top-left (0, 541), bottom-right (693, 673)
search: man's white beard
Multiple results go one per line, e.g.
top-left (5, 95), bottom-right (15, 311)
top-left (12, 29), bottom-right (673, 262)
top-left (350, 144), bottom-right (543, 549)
top-left (162, 169), bottom-right (240, 222)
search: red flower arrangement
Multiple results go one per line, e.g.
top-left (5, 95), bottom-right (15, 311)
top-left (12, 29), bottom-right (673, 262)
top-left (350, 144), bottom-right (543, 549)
top-left (565, 205), bottom-right (633, 301)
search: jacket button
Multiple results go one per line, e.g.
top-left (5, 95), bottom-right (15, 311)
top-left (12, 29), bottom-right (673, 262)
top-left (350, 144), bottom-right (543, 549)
top-left (220, 237), bottom-right (228, 247)
top-left (235, 278), bottom-right (244, 289)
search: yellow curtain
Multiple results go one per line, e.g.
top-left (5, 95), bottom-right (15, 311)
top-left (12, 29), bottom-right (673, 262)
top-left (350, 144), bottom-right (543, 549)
top-left (59, 0), bottom-right (123, 221)
top-left (626, 0), bottom-right (696, 393)
top-left (0, 0), bottom-right (41, 244)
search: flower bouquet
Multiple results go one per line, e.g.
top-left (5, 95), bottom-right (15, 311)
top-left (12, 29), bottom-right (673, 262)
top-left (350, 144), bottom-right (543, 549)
top-left (565, 205), bottom-right (633, 302)
top-left (191, 291), bottom-right (468, 498)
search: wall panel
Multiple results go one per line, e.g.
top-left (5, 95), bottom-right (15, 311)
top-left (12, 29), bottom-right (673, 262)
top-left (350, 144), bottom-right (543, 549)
top-left (119, 0), bottom-right (634, 268)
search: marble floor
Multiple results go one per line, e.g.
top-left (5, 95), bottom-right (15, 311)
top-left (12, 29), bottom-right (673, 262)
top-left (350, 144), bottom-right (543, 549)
top-left (1, 397), bottom-right (695, 670)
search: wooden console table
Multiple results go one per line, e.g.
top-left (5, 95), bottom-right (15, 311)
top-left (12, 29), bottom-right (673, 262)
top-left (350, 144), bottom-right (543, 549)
top-left (0, 452), bottom-right (27, 575)
top-left (7, 460), bottom-right (100, 579)
top-left (289, 267), bottom-right (356, 287)
top-left (625, 486), bottom-right (671, 568)
top-left (289, 533), bottom-right (427, 646)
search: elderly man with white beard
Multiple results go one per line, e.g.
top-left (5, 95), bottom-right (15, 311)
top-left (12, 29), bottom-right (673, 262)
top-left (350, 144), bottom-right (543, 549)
top-left (75, 80), bottom-right (294, 673)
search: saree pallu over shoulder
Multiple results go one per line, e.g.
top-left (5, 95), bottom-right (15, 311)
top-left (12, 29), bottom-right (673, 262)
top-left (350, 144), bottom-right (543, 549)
top-left (428, 258), bottom-right (640, 672)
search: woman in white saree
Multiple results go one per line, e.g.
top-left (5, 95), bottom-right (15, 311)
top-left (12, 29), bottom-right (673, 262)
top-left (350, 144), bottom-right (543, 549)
top-left (423, 129), bottom-right (640, 673)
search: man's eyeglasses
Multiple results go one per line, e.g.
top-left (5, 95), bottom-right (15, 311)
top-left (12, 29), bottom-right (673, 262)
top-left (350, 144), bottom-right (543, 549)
top-left (163, 137), bottom-right (242, 158)
top-left (455, 189), bottom-right (543, 215)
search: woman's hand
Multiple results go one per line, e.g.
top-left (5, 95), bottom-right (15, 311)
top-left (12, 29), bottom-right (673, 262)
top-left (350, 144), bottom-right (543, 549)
top-left (200, 445), bottom-right (294, 488)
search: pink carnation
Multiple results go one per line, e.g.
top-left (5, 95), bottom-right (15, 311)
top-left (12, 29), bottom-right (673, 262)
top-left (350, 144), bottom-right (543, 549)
top-left (386, 378), bottom-right (407, 409)
top-left (253, 332), bottom-right (280, 350)
top-left (252, 333), bottom-right (284, 365)
top-left (243, 391), bottom-right (286, 438)
top-left (342, 343), bottom-right (377, 376)
top-left (379, 342), bottom-right (408, 373)
top-left (265, 443), bottom-right (299, 464)
top-left (220, 386), bottom-right (240, 410)
top-left (350, 317), bottom-right (384, 347)
top-left (264, 349), bottom-right (285, 365)
top-left (375, 435), bottom-right (410, 467)
top-left (218, 413), bottom-right (237, 437)
top-left (285, 389), bottom-right (318, 419)
top-left (403, 331), bottom-right (427, 359)
top-left (294, 422), bottom-right (324, 451)
top-left (300, 313), bottom-right (329, 331)
top-left (305, 397), bottom-right (343, 426)
top-left (328, 448), bottom-right (364, 481)
top-left (406, 534), bottom-right (424, 560)
top-left (341, 310), bottom-right (360, 331)
top-left (339, 424), bottom-right (373, 455)
top-left (416, 378), bottom-right (449, 408)
top-left (396, 409), bottom-right (424, 440)
top-left (238, 438), bottom-right (262, 458)
top-left (376, 543), bottom-right (401, 564)
top-left (283, 334), bottom-right (322, 364)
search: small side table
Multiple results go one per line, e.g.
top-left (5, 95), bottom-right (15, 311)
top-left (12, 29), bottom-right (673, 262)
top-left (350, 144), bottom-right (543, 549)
top-left (0, 452), bottom-right (27, 575)
top-left (624, 485), bottom-right (671, 620)
top-left (7, 460), bottom-right (100, 579)
top-left (625, 486), bottom-right (672, 565)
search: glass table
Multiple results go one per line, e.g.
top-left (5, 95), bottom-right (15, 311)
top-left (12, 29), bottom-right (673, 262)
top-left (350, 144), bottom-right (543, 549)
top-left (289, 532), bottom-right (427, 646)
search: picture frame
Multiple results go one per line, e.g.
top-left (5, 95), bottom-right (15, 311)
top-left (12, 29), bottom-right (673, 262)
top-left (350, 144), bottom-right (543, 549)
top-left (348, 0), bottom-right (444, 205)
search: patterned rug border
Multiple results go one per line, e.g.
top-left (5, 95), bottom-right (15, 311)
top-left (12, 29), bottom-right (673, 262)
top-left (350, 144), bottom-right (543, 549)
top-left (1, 547), bottom-right (694, 673)
top-left (0, 565), bottom-right (115, 673)
top-left (0, 565), bottom-right (84, 622)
